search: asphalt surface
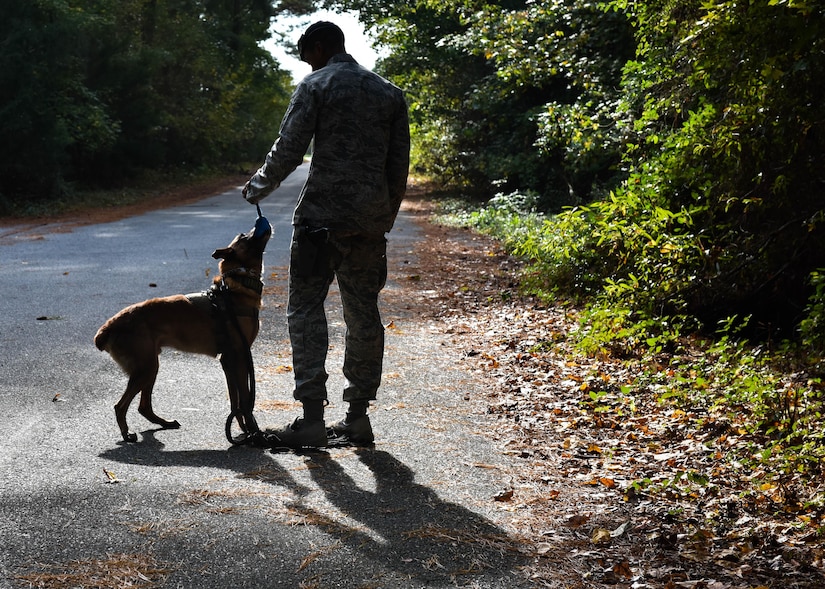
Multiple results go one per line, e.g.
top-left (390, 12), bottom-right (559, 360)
top-left (0, 165), bottom-right (530, 588)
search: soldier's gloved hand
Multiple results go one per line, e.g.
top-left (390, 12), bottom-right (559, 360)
top-left (242, 181), bottom-right (262, 205)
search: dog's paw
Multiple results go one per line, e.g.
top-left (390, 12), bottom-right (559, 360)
top-left (164, 420), bottom-right (181, 430)
top-left (123, 431), bottom-right (138, 443)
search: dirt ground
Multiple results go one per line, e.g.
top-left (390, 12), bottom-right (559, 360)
top-left (5, 177), bottom-right (824, 588)
top-left (385, 183), bottom-right (825, 589)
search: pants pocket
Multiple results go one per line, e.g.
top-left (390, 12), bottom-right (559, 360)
top-left (292, 226), bottom-right (330, 277)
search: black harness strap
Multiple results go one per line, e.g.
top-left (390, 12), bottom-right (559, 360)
top-left (199, 281), bottom-right (262, 445)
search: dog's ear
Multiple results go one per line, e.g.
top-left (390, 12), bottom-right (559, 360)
top-left (212, 246), bottom-right (234, 260)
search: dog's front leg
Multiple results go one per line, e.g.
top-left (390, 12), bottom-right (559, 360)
top-left (221, 352), bottom-right (258, 436)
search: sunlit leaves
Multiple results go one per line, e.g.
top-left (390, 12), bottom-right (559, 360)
top-left (600, 0), bottom-right (825, 329)
top-left (329, 0), bottom-right (633, 203)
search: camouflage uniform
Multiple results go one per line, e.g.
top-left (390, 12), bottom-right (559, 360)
top-left (244, 54), bottom-right (410, 406)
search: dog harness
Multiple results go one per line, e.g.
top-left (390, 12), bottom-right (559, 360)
top-left (186, 273), bottom-right (261, 318)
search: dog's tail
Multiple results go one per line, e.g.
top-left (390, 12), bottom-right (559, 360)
top-left (94, 324), bottom-right (111, 351)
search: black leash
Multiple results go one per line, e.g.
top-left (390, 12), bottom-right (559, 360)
top-left (220, 204), bottom-right (272, 446)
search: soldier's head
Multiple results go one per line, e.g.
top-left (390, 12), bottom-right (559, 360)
top-left (298, 21), bottom-right (346, 71)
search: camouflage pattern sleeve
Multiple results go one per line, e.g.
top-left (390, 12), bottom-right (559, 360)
top-left (244, 83), bottom-right (317, 203)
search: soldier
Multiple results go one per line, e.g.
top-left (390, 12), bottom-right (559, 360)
top-left (242, 21), bottom-right (410, 448)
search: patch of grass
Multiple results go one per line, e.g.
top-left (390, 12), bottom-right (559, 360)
top-left (177, 486), bottom-right (270, 506)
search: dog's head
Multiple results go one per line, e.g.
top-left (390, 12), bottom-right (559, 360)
top-left (211, 216), bottom-right (272, 271)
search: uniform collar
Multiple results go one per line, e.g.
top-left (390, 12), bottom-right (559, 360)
top-left (327, 53), bottom-right (358, 66)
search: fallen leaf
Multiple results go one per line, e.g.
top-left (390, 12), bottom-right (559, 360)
top-left (468, 462), bottom-right (499, 470)
top-left (611, 521), bottom-right (630, 537)
top-left (493, 489), bottom-right (514, 502)
top-left (612, 559), bottom-right (632, 578)
top-left (591, 528), bottom-right (612, 545)
top-left (103, 468), bottom-right (120, 484)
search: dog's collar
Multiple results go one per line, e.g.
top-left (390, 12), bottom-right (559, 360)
top-left (220, 268), bottom-right (263, 295)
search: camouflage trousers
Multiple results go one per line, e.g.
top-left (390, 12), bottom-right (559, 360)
top-left (287, 226), bottom-right (388, 404)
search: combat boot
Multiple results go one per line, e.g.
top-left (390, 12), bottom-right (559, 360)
top-left (263, 418), bottom-right (328, 449)
top-left (327, 414), bottom-right (374, 446)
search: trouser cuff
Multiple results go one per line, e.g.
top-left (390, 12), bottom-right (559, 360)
top-left (346, 401), bottom-right (370, 419)
top-left (302, 399), bottom-right (326, 422)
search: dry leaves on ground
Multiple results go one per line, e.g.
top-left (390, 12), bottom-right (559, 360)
top-left (397, 191), bottom-right (825, 588)
top-left (15, 553), bottom-right (170, 589)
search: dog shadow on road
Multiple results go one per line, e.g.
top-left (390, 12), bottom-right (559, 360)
top-left (99, 429), bottom-right (315, 500)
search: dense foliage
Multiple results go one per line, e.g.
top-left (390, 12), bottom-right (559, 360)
top-left (583, 0), bottom-right (825, 337)
top-left (0, 0), bottom-right (304, 205)
top-left (328, 0), bottom-right (825, 340)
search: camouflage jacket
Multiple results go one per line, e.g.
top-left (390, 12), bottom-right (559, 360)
top-left (245, 54), bottom-right (410, 234)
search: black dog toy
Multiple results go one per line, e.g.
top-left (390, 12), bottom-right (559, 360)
top-left (253, 204), bottom-right (270, 239)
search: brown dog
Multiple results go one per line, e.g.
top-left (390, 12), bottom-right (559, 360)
top-left (94, 217), bottom-right (272, 442)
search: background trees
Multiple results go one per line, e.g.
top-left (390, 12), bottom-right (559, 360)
top-left (336, 0), bottom-right (633, 208)
top-left (0, 0), bottom-right (301, 204)
top-left (603, 0), bottom-right (825, 336)
top-left (5, 0), bottom-right (825, 340)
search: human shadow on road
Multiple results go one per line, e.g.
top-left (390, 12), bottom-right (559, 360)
top-left (100, 435), bottom-right (529, 587)
top-left (302, 448), bottom-right (529, 587)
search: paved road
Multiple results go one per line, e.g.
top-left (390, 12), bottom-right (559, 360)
top-left (0, 165), bottom-right (529, 588)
